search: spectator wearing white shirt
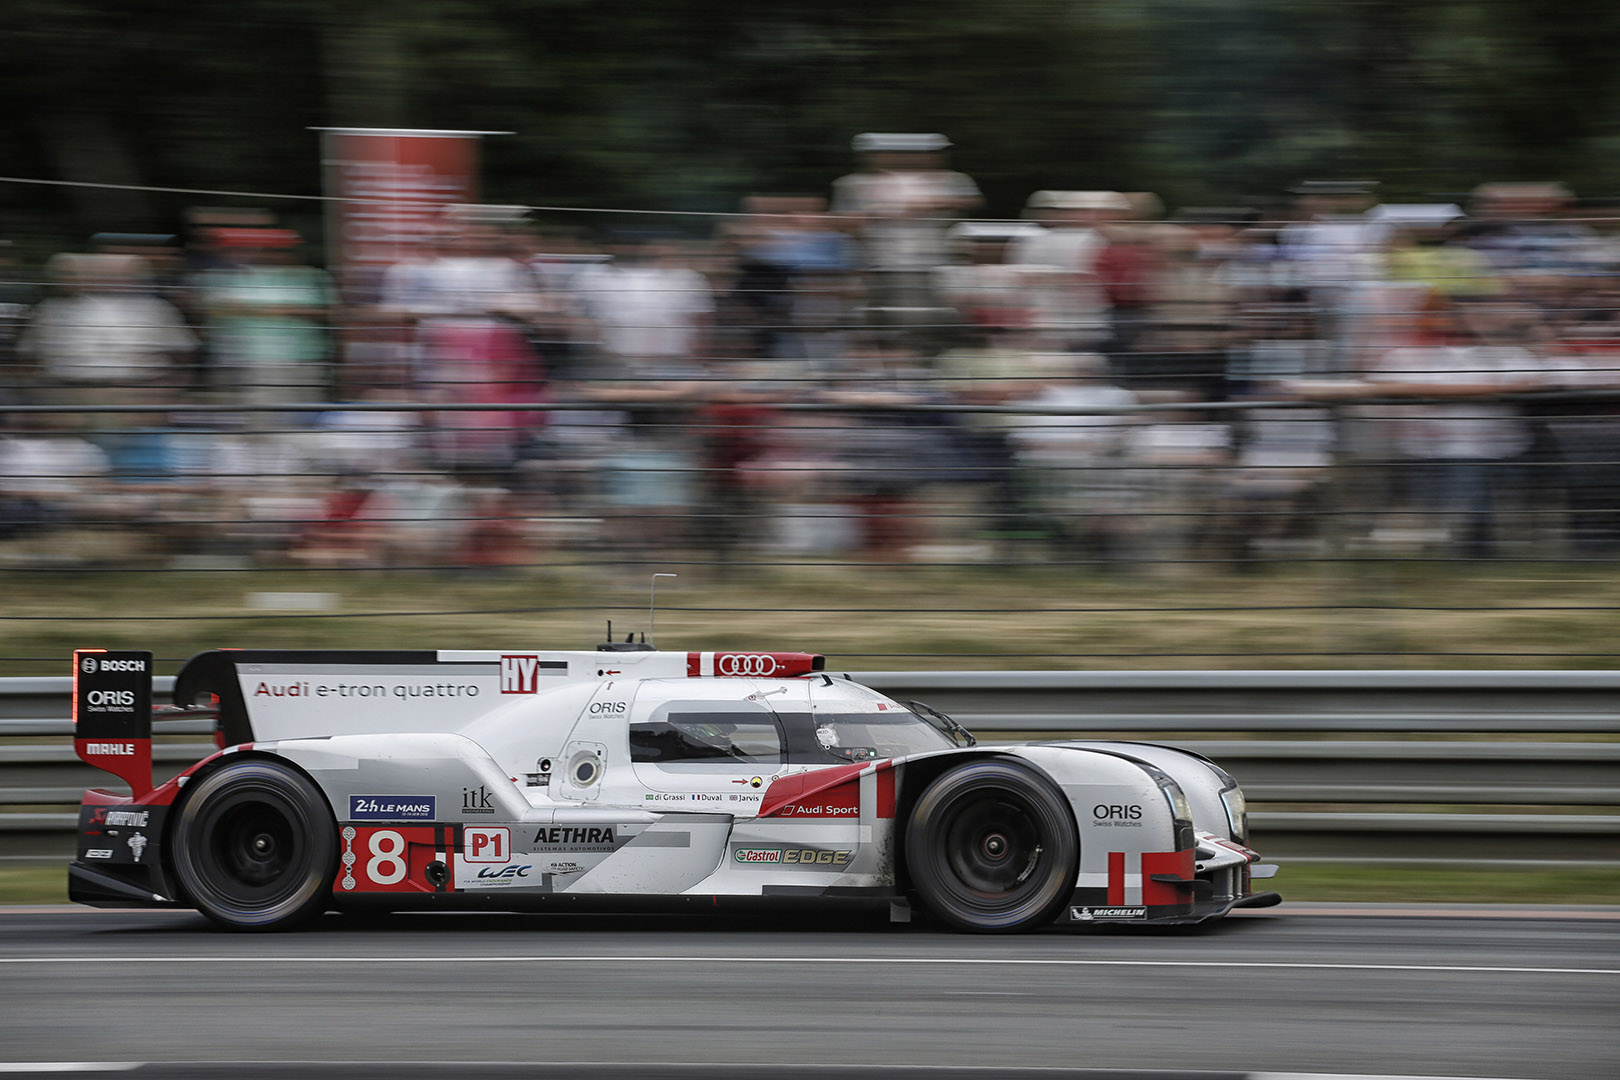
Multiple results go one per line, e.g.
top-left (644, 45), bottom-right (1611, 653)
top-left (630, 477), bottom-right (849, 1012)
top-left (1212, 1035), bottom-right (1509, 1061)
top-left (22, 254), bottom-right (196, 424)
top-left (575, 235), bottom-right (714, 379)
top-left (1365, 299), bottom-right (1544, 557)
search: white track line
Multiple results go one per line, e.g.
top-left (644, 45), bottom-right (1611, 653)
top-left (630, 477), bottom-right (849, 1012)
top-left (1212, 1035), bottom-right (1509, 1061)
top-left (0, 1068), bottom-right (1558, 1079)
top-left (0, 955), bottom-right (1614, 976)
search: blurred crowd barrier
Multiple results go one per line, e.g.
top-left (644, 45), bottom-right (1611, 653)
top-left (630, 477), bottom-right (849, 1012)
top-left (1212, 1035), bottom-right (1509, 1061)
top-left (3, 174), bottom-right (1620, 571)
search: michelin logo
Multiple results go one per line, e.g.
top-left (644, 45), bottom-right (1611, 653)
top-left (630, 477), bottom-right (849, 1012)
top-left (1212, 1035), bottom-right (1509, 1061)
top-left (349, 795), bottom-right (436, 820)
top-left (1070, 906), bottom-right (1147, 921)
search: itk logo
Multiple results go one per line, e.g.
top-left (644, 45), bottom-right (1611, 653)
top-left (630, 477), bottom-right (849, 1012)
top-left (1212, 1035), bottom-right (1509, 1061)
top-left (501, 655), bottom-right (542, 694)
top-left (462, 786), bottom-right (495, 815)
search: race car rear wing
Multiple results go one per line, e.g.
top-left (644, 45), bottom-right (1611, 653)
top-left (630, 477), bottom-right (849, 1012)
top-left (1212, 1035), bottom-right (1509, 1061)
top-left (72, 650), bottom-right (156, 797)
top-left (73, 649), bottom-right (224, 798)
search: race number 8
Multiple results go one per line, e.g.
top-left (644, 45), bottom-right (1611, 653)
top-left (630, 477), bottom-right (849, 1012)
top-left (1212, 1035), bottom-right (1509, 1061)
top-left (366, 830), bottom-right (407, 884)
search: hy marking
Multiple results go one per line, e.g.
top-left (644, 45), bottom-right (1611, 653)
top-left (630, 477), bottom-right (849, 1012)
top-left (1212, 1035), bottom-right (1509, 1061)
top-left (0, 955), bottom-right (1614, 976)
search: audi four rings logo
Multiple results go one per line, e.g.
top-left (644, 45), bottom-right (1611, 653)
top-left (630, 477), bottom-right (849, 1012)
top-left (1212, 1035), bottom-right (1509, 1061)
top-left (717, 654), bottom-right (779, 676)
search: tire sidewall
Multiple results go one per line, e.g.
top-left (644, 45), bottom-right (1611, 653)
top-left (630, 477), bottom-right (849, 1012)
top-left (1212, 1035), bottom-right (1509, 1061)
top-left (905, 758), bottom-right (1078, 932)
top-left (171, 757), bottom-right (336, 931)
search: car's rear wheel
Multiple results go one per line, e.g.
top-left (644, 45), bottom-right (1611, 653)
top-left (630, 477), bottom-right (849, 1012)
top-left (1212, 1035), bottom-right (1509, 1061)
top-left (905, 759), bottom-right (1077, 932)
top-left (171, 758), bottom-right (336, 931)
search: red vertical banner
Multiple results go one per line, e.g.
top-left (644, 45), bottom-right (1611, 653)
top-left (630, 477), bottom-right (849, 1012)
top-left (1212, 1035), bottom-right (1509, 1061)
top-left (318, 127), bottom-right (500, 278)
top-left (314, 127), bottom-right (507, 393)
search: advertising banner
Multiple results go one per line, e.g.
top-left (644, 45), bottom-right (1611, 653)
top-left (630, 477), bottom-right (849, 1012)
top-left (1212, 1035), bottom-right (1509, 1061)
top-left (316, 127), bottom-right (506, 279)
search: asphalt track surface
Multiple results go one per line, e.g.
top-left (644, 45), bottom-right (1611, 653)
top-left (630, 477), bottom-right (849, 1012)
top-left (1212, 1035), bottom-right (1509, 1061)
top-left (0, 904), bottom-right (1616, 1080)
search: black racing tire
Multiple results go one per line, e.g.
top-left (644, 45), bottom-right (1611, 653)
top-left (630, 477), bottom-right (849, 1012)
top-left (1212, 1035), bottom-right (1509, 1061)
top-left (170, 758), bottom-right (336, 931)
top-left (904, 759), bottom-right (1078, 933)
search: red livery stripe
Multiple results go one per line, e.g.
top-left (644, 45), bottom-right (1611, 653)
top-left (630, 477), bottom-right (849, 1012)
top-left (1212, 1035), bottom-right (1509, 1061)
top-left (1107, 851), bottom-right (1126, 906)
top-left (1141, 848), bottom-right (1196, 906)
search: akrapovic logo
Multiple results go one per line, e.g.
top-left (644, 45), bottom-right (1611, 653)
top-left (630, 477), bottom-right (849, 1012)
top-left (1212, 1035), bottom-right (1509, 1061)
top-left (105, 810), bottom-right (149, 827)
top-left (349, 795), bottom-right (436, 820)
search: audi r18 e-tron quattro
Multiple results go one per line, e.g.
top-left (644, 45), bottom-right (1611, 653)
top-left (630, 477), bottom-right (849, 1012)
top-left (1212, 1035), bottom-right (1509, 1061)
top-left (69, 643), bottom-right (1278, 931)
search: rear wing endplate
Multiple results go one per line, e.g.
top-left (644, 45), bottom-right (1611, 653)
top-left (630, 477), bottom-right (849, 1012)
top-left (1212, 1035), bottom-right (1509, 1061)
top-left (72, 650), bottom-right (155, 797)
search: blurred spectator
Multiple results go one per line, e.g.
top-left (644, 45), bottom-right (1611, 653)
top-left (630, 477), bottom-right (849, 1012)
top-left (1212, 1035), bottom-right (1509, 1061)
top-left (722, 195), bottom-right (858, 365)
top-left (1540, 278), bottom-right (1620, 552)
top-left (576, 233), bottom-right (714, 379)
top-left (20, 253), bottom-right (196, 422)
top-left (1457, 183), bottom-right (1600, 278)
top-left (0, 242), bottom-right (38, 402)
top-left (1009, 190), bottom-right (1126, 349)
top-left (1365, 298), bottom-right (1545, 557)
top-left (201, 229), bottom-right (335, 409)
top-left (1123, 405), bottom-right (1233, 566)
top-left (935, 324), bottom-right (1072, 545)
top-left (1127, 225), bottom-right (1236, 399)
top-left (934, 221), bottom-right (1042, 333)
top-left (0, 412), bottom-right (108, 558)
top-left (832, 133), bottom-right (981, 335)
top-left (396, 211), bottom-right (547, 471)
top-left (1007, 352), bottom-right (1141, 557)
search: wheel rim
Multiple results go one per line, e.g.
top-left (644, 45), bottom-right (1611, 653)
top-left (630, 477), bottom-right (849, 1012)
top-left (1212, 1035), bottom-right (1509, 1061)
top-left (939, 793), bottom-right (1048, 903)
top-left (191, 786), bottom-right (312, 908)
top-left (212, 802), bottom-right (297, 889)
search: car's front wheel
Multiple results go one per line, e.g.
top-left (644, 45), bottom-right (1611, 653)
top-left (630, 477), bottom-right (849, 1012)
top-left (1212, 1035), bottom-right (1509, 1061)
top-left (905, 759), bottom-right (1078, 932)
top-left (170, 758), bottom-right (336, 931)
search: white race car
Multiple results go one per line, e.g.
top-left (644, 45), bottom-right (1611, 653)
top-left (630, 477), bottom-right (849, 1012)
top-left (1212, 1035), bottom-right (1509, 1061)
top-left (69, 643), bottom-right (1278, 931)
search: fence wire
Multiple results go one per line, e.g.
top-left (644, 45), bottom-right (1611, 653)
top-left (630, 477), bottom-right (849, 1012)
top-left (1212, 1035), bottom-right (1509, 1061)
top-left (3, 194), bottom-right (1620, 669)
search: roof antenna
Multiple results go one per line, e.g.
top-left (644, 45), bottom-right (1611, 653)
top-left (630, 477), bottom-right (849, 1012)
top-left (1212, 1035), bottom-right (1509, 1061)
top-left (650, 573), bottom-right (677, 648)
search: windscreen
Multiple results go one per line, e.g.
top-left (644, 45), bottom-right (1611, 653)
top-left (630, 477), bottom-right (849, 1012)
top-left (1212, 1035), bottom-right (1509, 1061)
top-left (780, 707), bottom-right (955, 764)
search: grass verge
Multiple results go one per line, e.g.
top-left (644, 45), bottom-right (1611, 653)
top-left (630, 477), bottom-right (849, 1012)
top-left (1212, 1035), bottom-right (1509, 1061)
top-left (1270, 863), bottom-right (1620, 904)
top-left (3, 561), bottom-right (1620, 672)
top-left (0, 866), bottom-right (67, 905)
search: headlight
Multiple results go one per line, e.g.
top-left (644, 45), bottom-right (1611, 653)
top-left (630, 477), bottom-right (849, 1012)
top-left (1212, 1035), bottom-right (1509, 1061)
top-left (1219, 786), bottom-right (1248, 843)
top-left (1160, 779), bottom-right (1193, 824)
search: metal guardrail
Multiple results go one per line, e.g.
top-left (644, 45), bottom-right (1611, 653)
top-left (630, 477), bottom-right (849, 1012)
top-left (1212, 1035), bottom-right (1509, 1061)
top-left (2, 672), bottom-right (1617, 864)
